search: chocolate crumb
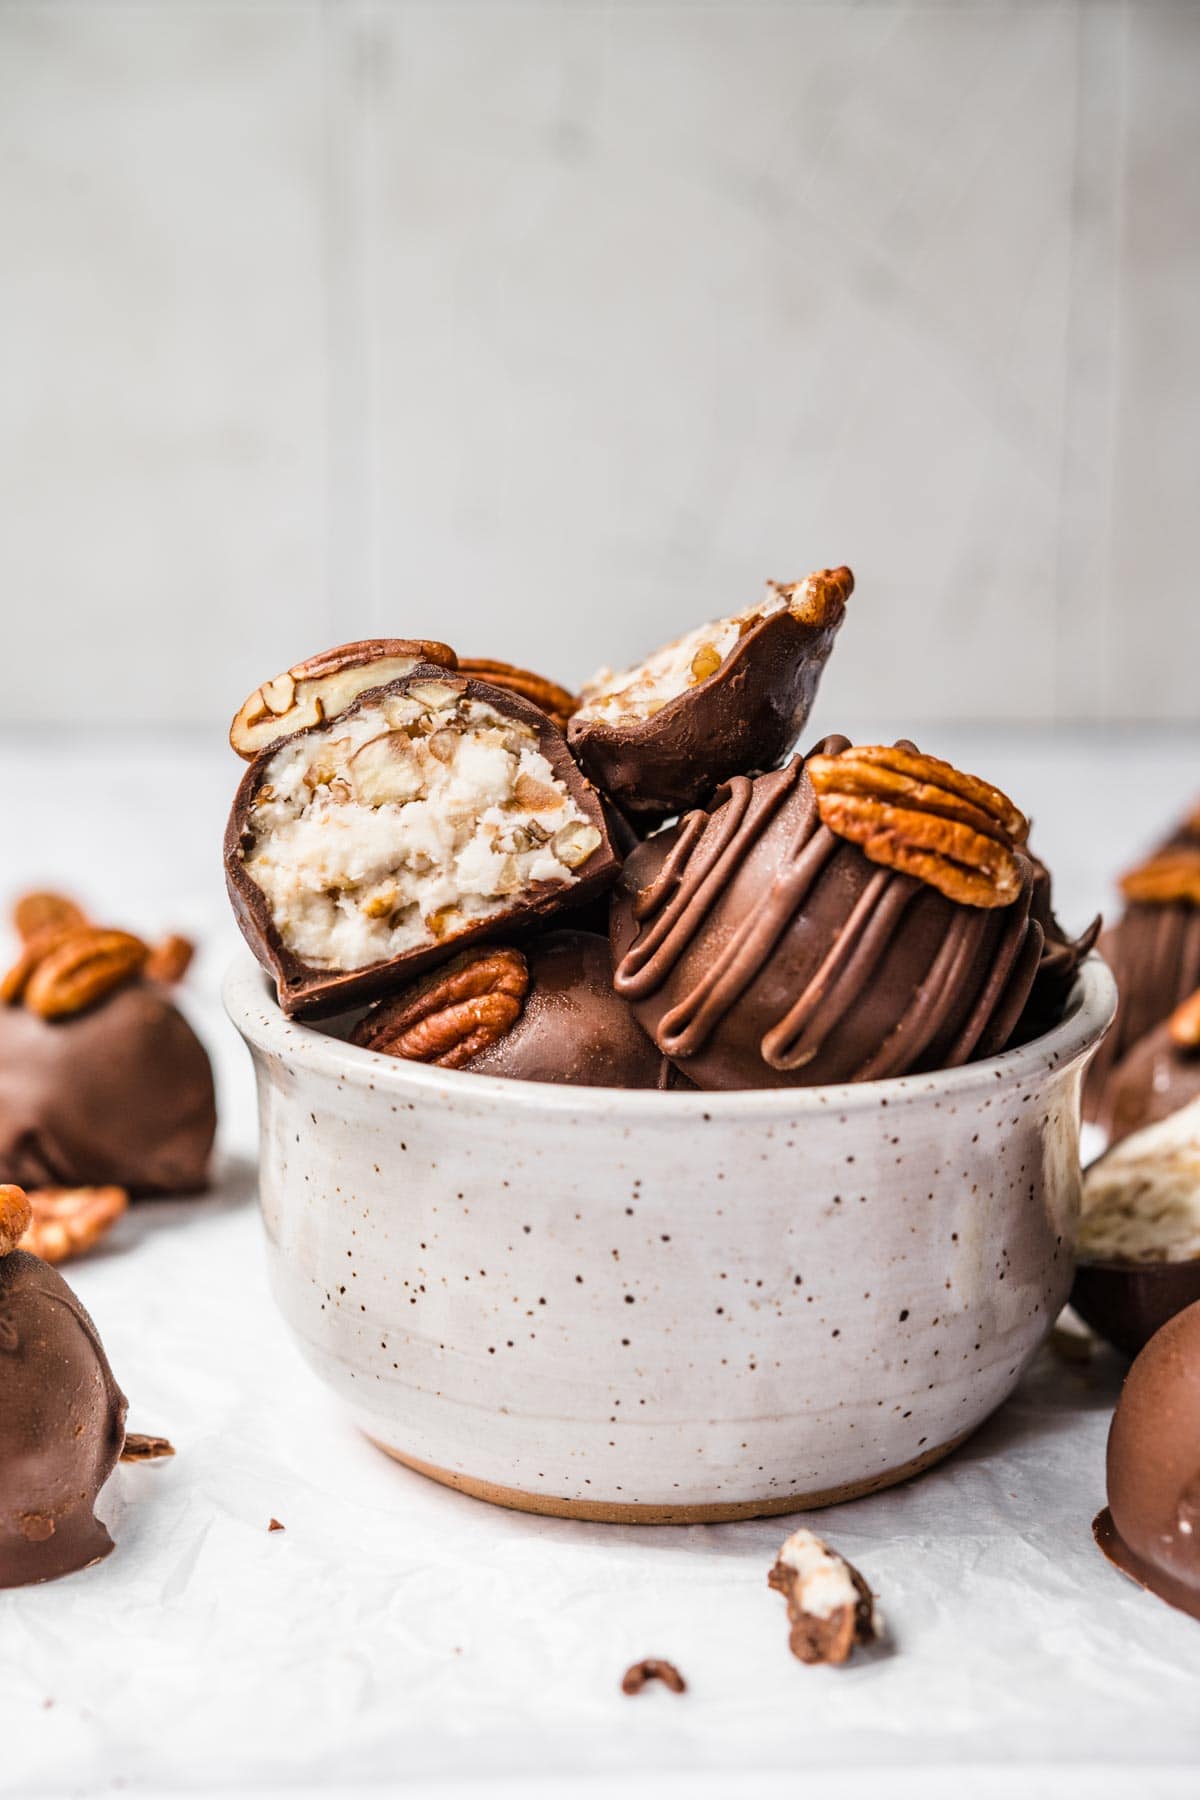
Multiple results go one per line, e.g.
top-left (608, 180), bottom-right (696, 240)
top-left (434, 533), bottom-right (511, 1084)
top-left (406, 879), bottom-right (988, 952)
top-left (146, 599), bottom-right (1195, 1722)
top-left (120, 1433), bottom-right (176, 1463)
top-left (768, 1528), bottom-right (879, 1665)
top-left (268, 1518), bottom-right (285, 1532)
top-left (621, 1658), bottom-right (687, 1695)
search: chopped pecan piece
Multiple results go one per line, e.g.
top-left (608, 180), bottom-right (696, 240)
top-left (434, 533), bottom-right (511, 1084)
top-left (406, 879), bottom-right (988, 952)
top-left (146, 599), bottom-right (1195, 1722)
top-left (19, 1186), bottom-right (129, 1263)
top-left (120, 1433), bottom-right (176, 1463)
top-left (768, 1528), bottom-right (880, 1665)
top-left (229, 639), bottom-right (458, 759)
top-left (0, 1185), bottom-right (32, 1257)
top-left (806, 743), bottom-right (1027, 908)
top-left (621, 1658), bottom-right (687, 1695)
top-left (1170, 988), bottom-right (1200, 1051)
top-left (145, 934), bottom-right (196, 985)
top-left (351, 946), bottom-right (529, 1069)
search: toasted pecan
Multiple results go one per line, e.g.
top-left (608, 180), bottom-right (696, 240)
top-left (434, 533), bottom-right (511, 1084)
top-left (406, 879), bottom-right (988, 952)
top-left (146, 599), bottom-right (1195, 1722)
top-left (1, 925), bottom-right (80, 1005)
top-left (458, 659), bottom-right (578, 730)
top-left (120, 1433), bottom-right (176, 1463)
top-left (1120, 849), bottom-right (1200, 907)
top-left (0, 1185), bottom-right (32, 1257)
top-left (12, 890), bottom-right (89, 942)
top-left (19, 1186), bottom-right (128, 1263)
top-left (23, 928), bottom-right (149, 1019)
top-left (807, 744), bottom-right (1027, 909)
top-left (351, 946), bottom-right (529, 1068)
top-left (768, 565), bottom-right (855, 628)
top-left (230, 639), bottom-right (458, 759)
top-left (621, 1659), bottom-right (687, 1696)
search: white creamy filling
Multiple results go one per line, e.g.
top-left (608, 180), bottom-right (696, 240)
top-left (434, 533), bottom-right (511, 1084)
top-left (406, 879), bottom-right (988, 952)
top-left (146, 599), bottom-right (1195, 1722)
top-left (776, 1529), bottom-right (862, 1620)
top-left (1080, 1097), bottom-right (1200, 1263)
top-left (575, 587), bottom-right (790, 725)
top-left (244, 689), bottom-right (598, 969)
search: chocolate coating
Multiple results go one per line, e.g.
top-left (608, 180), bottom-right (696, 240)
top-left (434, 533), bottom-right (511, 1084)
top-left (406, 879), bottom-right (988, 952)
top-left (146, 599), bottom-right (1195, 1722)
top-left (225, 668), bottom-right (620, 1019)
top-left (1071, 1259), bottom-right (1200, 1361)
top-left (610, 746), bottom-right (1043, 1090)
top-left (0, 982), bottom-right (216, 1197)
top-left (0, 1250), bottom-right (127, 1587)
top-left (568, 577), bottom-right (850, 821)
top-left (467, 932), bottom-right (667, 1087)
top-left (1093, 1017), bottom-right (1200, 1147)
top-left (1094, 1298), bottom-right (1200, 1620)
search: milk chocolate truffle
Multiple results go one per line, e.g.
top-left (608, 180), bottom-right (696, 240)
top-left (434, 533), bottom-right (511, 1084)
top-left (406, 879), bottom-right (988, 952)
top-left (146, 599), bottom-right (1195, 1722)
top-left (1093, 1298), bottom-right (1200, 1620)
top-left (0, 1243), bottom-right (128, 1588)
top-left (1093, 989), bottom-right (1200, 1147)
top-left (0, 982), bottom-right (216, 1196)
top-left (226, 668), bottom-right (619, 1019)
top-left (1071, 1097), bottom-right (1200, 1357)
top-left (1085, 810), bottom-right (1200, 1121)
top-left (568, 568), bottom-right (852, 821)
top-left (351, 931), bottom-right (667, 1088)
top-left (610, 741), bottom-right (1044, 1090)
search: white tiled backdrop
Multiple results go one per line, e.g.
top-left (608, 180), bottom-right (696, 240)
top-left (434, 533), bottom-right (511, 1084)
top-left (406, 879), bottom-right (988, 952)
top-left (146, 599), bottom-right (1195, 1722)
top-left (1, 0), bottom-right (1197, 730)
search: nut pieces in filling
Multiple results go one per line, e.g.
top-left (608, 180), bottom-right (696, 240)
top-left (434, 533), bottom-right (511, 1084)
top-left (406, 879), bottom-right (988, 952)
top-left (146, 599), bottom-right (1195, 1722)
top-left (568, 568), bottom-right (852, 820)
top-left (229, 638), bottom-right (458, 761)
top-left (225, 669), bottom-right (618, 1018)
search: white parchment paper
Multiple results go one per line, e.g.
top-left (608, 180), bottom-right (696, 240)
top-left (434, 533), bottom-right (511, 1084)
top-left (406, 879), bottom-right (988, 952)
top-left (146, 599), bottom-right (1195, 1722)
top-left (2, 733), bottom-right (1199, 1800)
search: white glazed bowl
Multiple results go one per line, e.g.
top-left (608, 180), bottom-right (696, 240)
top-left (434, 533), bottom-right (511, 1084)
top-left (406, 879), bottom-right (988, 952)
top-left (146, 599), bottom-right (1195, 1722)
top-left (225, 952), bottom-right (1115, 1523)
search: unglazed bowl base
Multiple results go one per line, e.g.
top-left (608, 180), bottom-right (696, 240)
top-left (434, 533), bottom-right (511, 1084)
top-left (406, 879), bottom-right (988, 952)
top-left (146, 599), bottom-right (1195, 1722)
top-left (370, 1429), bottom-right (972, 1524)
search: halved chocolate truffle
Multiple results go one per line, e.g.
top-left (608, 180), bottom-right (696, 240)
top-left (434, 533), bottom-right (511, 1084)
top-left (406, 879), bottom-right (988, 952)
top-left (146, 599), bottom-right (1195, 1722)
top-left (1094, 1297), bottom-right (1200, 1620)
top-left (1071, 1097), bottom-right (1200, 1357)
top-left (0, 982), bottom-right (216, 1196)
top-left (351, 931), bottom-right (667, 1088)
top-left (226, 669), bottom-right (620, 1018)
top-left (0, 1245), bottom-right (128, 1588)
top-left (568, 569), bottom-right (852, 821)
top-left (610, 740), bottom-right (1044, 1089)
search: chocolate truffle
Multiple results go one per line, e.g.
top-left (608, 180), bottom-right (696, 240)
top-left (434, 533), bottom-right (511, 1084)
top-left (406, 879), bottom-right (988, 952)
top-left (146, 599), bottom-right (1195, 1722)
top-left (1094, 1298), bottom-right (1200, 1620)
top-left (610, 741), bottom-right (1045, 1090)
top-left (1084, 810), bottom-right (1200, 1121)
top-left (0, 982), bottom-right (216, 1196)
top-left (226, 668), bottom-right (619, 1019)
top-left (1071, 1097), bottom-right (1200, 1357)
top-left (1092, 989), bottom-right (1200, 1147)
top-left (351, 931), bottom-right (667, 1089)
top-left (568, 568), bottom-right (852, 821)
top-left (0, 1246), bottom-right (128, 1588)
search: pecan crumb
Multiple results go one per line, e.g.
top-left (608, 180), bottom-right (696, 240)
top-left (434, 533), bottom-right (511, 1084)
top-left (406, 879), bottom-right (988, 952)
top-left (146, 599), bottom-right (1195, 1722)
top-left (121, 1433), bottom-right (176, 1463)
top-left (268, 1518), bottom-right (285, 1532)
top-left (621, 1658), bottom-right (687, 1696)
top-left (0, 1185), bottom-right (33, 1258)
top-left (145, 933), bottom-right (196, 985)
top-left (768, 1528), bottom-right (880, 1666)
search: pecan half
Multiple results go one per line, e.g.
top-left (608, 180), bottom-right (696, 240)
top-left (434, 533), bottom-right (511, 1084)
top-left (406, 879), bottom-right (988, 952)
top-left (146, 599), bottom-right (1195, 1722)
top-left (1120, 849), bottom-right (1200, 907)
top-left (621, 1659), bottom-right (687, 1696)
top-left (0, 1185), bottom-right (32, 1257)
top-left (351, 946), bottom-right (529, 1069)
top-left (806, 744), bottom-right (1028, 909)
top-left (230, 639), bottom-right (458, 759)
top-left (12, 890), bottom-right (89, 941)
top-left (768, 1528), bottom-right (880, 1666)
top-left (23, 928), bottom-right (149, 1019)
top-left (1169, 988), bottom-right (1200, 1051)
top-left (145, 933), bottom-right (196, 985)
top-left (19, 1185), bottom-right (128, 1263)
top-left (459, 659), bottom-right (578, 730)
top-left (120, 1433), bottom-right (176, 1463)
top-left (1, 925), bottom-right (80, 1005)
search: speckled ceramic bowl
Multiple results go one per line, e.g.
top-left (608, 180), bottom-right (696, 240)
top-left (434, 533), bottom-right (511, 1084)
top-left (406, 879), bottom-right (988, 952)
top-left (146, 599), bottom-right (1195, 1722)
top-left (225, 952), bottom-right (1115, 1523)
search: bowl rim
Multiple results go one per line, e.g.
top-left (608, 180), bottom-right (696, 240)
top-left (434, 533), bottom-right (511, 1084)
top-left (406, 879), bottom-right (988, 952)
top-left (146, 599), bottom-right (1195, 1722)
top-left (224, 947), bottom-right (1116, 1119)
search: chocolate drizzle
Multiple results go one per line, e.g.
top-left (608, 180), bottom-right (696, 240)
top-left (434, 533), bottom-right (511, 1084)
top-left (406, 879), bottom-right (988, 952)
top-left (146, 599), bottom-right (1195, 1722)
top-left (612, 743), bottom-right (1042, 1090)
